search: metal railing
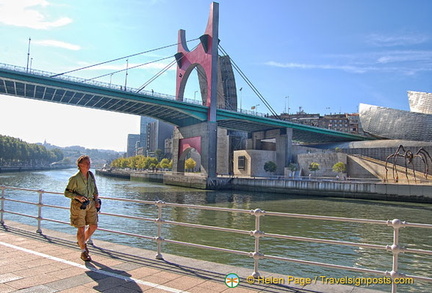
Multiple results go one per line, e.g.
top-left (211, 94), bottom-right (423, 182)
top-left (1, 185), bottom-right (431, 293)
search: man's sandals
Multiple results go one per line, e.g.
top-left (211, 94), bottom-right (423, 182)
top-left (81, 251), bottom-right (91, 261)
top-left (77, 242), bottom-right (91, 261)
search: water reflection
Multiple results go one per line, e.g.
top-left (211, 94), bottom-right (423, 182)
top-left (1, 169), bottom-right (431, 292)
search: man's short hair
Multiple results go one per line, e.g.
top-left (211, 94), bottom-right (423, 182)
top-left (76, 155), bottom-right (91, 167)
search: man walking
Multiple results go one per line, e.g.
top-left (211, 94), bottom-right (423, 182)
top-left (65, 155), bottom-right (101, 261)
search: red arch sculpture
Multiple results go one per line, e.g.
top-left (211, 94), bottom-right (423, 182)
top-left (175, 2), bottom-right (219, 122)
top-left (173, 2), bottom-right (219, 178)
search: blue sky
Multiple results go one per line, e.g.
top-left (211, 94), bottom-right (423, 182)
top-left (0, 0), bottom-right (431, 151)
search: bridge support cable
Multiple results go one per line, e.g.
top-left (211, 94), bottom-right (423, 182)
top-left (136, 43), bottom-right (200, 93)
top-left (84, 56), bottom-right (174, 82)
top-left (218, 45), bottom-right (281, 119)
top-left (136, 59), bottom-right (178, 93)
top-left (49, 38), bottom-right (199, 78)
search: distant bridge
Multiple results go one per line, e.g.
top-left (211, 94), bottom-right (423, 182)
top-left (0, 63), bottom-right (371, 143)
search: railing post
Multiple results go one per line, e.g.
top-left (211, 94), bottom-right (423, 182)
top-left (0, 186), bottom-right (5, 225)
top-left (154, 200), bottom-right (166, 260)
top-left (249, 208), bottom-right (265, 278)
top-left (386, 219), bottom-right (406, 293)
top-left (36, 190), bottom-right (44, 233)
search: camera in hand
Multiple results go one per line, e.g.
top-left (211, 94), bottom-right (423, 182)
top-left (75, 198), bottom-right (90, 209)
top-left (96, 198), bottom-right (102, 212)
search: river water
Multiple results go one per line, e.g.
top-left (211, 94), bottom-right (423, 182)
top-left (1, 168), bottom-right (431, 292)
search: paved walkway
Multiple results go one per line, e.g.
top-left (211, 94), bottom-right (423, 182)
top-left (0, 221), bottom-right (383, 293)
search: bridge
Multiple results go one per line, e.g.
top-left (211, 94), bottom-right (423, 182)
top-left (0, 2), bottom-right (373, 182)
top-left (0, 63), bottom-right (368, 142)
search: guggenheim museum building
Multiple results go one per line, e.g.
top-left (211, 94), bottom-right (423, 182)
top-left (359, 91), bottom-right (432, 142)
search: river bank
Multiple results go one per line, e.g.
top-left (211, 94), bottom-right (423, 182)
top-left (0, 165), bottom-right (74, 173)
top-left (96, 169), bottom-right (432, 203)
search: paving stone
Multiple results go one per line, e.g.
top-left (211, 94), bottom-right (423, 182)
top-left (0, 273), bottom-right (22, 283)
top-left (0, 221), bottom-right (386, 293)
top-left (16, 284), bottom-right (57, 293)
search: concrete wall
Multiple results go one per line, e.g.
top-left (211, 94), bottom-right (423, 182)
top-left (230, 177), bottom-right (432, 203)
top-left (346, 156), bottom-right (381, 179)
top-left (297, 152), bottom-right (347, 177)
top-left (246, 128), bottom-right (292, 175)
top-left (233, 150), bottom-right (276, 177)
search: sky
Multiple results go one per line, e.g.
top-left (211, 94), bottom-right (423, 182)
top-left (0, 0), bottom-right (431, 152)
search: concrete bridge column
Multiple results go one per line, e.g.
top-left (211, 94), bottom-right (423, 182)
top-left (172, 122), bottom-right (228, 177)
top-left (274, 128), bottom-right (292, 174)
top-left (245, 128), bottom-right (293, 175)
top-left (280, 128), bottom-right (293, 170)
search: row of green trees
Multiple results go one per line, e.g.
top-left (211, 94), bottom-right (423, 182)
top-left (0, 135), bottom-right (63, 167)
top-left (110, 155), bottom-right (173, 170)
top-left (309, 161), bottom-right (347, 176)
top-left (110, 155), bottom-right (200, 172)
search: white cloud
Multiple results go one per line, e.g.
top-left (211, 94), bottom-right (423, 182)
top-left (33, 39), bottom-right (80, 50)
top-left (264, 61), bottom-right (369, 74)
top-left (0, 0), bottom-right (72, 29)
top-left (265, 49), bottom-right (432, 76)
top-left (376, 50), bottom-right (432, 64)
top-left (366, 33), bottom-right (429, 47)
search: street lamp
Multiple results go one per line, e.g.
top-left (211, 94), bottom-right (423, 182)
top-left (239, 87), bottom-right (243, 112)
top-left (285, 96), bottom-right (289, 114)
top-left (26, 37), bottom-right (31, 73)
top-left (109, 73), bottom-right (114, 87)
top-left (124, 59), bottom-right (129, 90)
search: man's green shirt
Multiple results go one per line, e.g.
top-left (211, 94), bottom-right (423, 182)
top-left (65, 171), bottom-right (98, 200)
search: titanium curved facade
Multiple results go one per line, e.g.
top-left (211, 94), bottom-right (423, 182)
top-left (408, 91), bottom-right (432, 114)
top-left (359, 103), bottom-right (432, 142)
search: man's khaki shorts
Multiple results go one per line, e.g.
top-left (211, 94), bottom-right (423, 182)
top-left (70, 199), bottom-right (98, 228)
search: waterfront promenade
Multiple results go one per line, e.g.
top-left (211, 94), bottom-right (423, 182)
top-left (0, 221), bottom-right (383, 293)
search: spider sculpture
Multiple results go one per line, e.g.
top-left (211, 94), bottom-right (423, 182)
top-left (385, 145), bottom-right (432, 183)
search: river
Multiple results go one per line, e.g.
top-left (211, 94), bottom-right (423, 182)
top-left (1, 168), bottom-right (431, 292)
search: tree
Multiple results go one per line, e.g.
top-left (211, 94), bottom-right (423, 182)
top-left (135, 156), bottom-right (147, 170)
top-left (308, 162), bottom-right (320, 177)
top-left (332, 162), bottom-right (346, 180)
top-left (264, 161), bottom-right (277, 174)
top-left (0, 135), bottom-right (64, 167)
top-left (185, 158), bottom-right (196, 172)
top-left (288, 163), bottom-right (298, 172)
top-left (287, 163), bottom-right (298, 177)
top-left (154, 149), bottom-right (163, 161)
top-left (332, 162), bottom-right (346, 173)
top-left (159, 158), bottom-right (171, 170)
top-left (146, 157), bottom-right (159, 170)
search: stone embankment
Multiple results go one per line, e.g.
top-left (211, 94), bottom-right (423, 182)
top-left (97, 169), bottom-right (432, 203)
top-left (230, 177), bottom-right (432, 203)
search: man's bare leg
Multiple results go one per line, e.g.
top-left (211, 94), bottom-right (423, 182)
top-left (77, 226), bottom-right (86, 250)
top-left (85, 224), bottom-right (98, 243)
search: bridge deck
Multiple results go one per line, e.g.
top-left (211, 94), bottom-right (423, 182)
top-left (0, 64), bottom-right (372, 143)
top-left (0, 221), bottom-right (381, 293)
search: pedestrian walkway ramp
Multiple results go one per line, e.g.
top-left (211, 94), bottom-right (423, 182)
top-left (0, 221), bottom-right (382, 293)
top-left (348, 154), bottom-right (431, 184)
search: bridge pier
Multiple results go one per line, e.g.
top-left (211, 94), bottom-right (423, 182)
top-left (233, 128), bottom-right (293, 177)
top-left (245, 128), bottom-right (293, 175)
top-left (172, 122), bottom-right (229, 177)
